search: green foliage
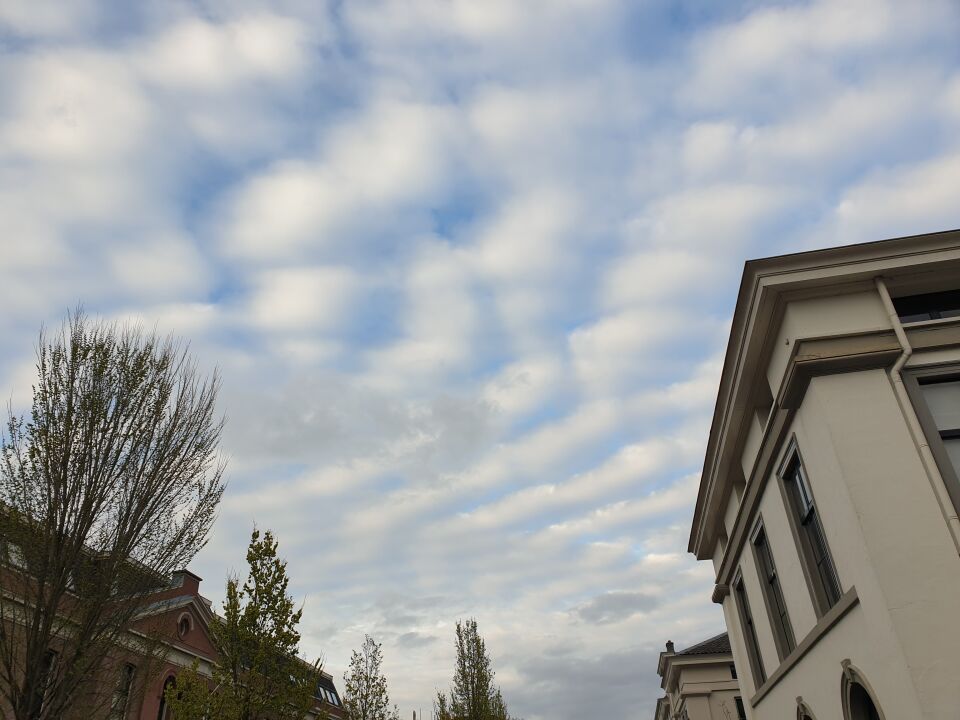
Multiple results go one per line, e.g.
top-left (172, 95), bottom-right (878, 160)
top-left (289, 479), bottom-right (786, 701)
top-left (166, 528), bottom-right (321, 720)
top-left (433, 619), bottom-right (515, 720)
top-left (343, 635), bottom-right (399, 720)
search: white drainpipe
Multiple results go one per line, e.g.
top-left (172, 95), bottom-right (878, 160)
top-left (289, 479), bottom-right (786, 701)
top-left (875, 276), bottom-right (960, 553)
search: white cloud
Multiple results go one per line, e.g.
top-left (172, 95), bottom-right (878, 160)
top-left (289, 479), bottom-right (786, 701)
top-left (680, 122), bottom-right (739, 180)
top-left (569, 308), bottom-right (723, 395)
top-left (635, 183), bottom-right (796, 251)
top-left (447, 434), bottom-right (700, 532)
top-left (137, 14), bottom-right (313, 92)
top-left (681, 0), bottom-right (957, 112)
top-left (472, 188), bottom-right (577, 283)
top-left (109, 232), bottom-right (210, 300)
top-left (248, 266), bottom-right (364, 333)
top-left (219, 100), bottom-right (458, 261)
top-left (601, 248), bottom-right (720, 310)
top-left (346, 0), bottom-right (620, 50)
top-left (942, 73), bottom-right (960, 120)
top-left (0, 0), bottom-right (98, 38)
top-left (482, 356), bottom-right (565, 421)
top-left (0, 52), bottom-right (149, 164)
top-left (827, 152), bottom-right (960, 244)
top-left (361, 240), bottom-right (481, 392)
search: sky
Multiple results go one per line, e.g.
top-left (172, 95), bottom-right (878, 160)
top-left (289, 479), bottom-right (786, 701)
top-left (2, 0), bottom-right (960, 717)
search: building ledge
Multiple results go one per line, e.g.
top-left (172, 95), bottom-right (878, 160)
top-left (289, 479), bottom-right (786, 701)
top-left (750, 586), bottom-right (859, 706)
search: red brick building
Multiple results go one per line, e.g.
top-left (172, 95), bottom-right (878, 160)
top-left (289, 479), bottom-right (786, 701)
top-left (2, 566), bottom-right (346, 720)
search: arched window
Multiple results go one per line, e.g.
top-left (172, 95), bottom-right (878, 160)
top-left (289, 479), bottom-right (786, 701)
top-left (847, 683), bottom-right (881, 720)
top-left (841, 662), bottom-right (884, 720)
top-left (796, 696), bottom-right (817, 720)
top-left (177, 613), bottom-right (191, 639)
top-left (157, 676), bottom-right (176, 720)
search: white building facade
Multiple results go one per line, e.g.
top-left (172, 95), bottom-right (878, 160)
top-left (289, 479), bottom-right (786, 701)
top-left (689, 231), bottom-right (960, 720)
top-left (654, 633), bottom-right (745, 720)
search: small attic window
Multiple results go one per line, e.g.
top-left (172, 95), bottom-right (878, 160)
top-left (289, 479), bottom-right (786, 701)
top-left (892, 289), bottom-right (960, 323)
top-left (177, 614), bottom-right (192, 638)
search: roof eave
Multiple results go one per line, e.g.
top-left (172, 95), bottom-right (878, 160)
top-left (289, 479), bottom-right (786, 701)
top-left (688, 228), bottom-right (960, 559)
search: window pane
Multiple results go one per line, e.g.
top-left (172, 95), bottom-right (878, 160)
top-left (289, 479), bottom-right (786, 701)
top-left (943, 437), bottom-right (960, 477)
top-left (781, 452), bottom-right (842, 616)
top-left (893, 289), bottom-right (960, 323)
top-left (920, 380), bottom-right (960, 430)
top-left (734, 697), bottom-right (747, 720)
top-left (753, 527), bottom-right (795, 656)
top-left (734, 578), bottom-right (766, 685)
top-left (808, 515), bottom-right (841, 606)
top-left (787, 462), bottom-right (814, 516)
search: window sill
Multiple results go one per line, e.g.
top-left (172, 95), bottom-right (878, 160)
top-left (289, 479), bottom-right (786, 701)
top-left (750, 586), bottom-right (859, 706)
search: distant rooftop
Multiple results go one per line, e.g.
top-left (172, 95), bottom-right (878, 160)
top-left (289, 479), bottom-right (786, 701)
top-left (678, 632), bottom-right (730, 656)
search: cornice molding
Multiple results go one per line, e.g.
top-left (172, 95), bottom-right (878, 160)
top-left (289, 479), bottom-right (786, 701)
top-left (690, 230), bottom-right (960, 560)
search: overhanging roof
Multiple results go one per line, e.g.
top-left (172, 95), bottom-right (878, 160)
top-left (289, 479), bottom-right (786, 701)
top-left (689, 228), bottom-right (960, 559)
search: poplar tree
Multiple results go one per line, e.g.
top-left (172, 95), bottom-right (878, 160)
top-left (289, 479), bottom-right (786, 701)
top-left (167, 528), bottom-right (321, 720)
top-left (433, 619), bottom-right (514, 720)
top-left (343, 635), bottom-right (399, 720)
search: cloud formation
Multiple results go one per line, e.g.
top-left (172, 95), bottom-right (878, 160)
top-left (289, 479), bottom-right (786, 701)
top-left (2, 1), bottom-right (960, 718)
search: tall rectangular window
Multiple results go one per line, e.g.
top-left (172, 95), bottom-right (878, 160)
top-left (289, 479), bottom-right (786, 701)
top-left (751, 524), bottom-right (796, 660)
top-left (734, 697), bottom-right (748, 720)
top-left (733, 574), bottom-right (766, 687)
top-left (29, 649), bottom-right (58, 720)
top-left (110, 664), bottom-right (136, 719)
top-left (918, 377), bottom-right (960, 476)
top-left (781, 452), bottom-right (842, 615)
top-left (905, 371), bottom-right (960, 516)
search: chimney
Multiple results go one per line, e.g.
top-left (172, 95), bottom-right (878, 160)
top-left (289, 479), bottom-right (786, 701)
top-left (171, 569), bottom-right (203, 595)
top-left (666, 640), bottom-right (675, 653)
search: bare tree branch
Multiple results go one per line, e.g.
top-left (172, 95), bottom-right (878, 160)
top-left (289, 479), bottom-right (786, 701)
top-left (0, 308), bottom-right (225, 720)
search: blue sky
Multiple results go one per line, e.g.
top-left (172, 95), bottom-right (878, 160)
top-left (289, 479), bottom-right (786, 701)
top-left (2, 0), bottom-right (960, 717)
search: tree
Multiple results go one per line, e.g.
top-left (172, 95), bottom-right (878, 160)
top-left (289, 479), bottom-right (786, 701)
top-left (433, 619), bottom-right (515, 720)
top-left (166, 528), bottom-right (322, 720)
top-left (0, 310), bottom-right (225, 720)
top-left (343, 635), bottom-right (399, 720)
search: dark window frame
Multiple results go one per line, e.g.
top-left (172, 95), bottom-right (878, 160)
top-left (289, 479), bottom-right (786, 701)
top-left (734, 696), bottom-right (747, 720)
top-left (733, 570), bottom-right (766, 688)
top-left (902, 367), bottom-right (960, 518)
top-left (29, 649), bottom-right (58, 720)
top-left (776, 440), bottom-right (842, 618)
top-left (157, 676), bottom-right (176, 720)
top-left (892, 289), bottom-right (960, 324)
top-left (110, 663), bottom-right (136, 719)
top-left (750, 519), bottom-right (796, 661)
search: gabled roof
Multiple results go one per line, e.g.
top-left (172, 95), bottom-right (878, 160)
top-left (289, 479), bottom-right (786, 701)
top-left (134, 593), bottom-right (215, 626)
top-left (678, 632), bottom-right (730, 656)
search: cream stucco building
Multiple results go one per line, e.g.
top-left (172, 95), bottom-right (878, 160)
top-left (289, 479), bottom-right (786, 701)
top-left (689, 230), bottom-right (960, 720)
top-left (654, 633), bottom-right (745, 720)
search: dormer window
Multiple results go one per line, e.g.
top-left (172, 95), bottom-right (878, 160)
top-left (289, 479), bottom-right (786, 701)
top-left (892, 289), bottom-right (960, 323)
